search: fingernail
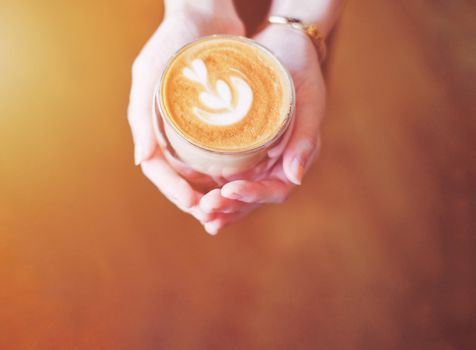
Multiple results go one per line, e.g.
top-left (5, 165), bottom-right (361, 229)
top-left (190, 206), bottom-right (212, 222)
top-left (227, 192), bottom-right (243, 200)
top-left (134, 142), bottom-right (143, 165)
top-left (212, 206), bottom-right (235, 214)
top-left (291, 157), bottom-right (305, 185)
top-left (204, 222), bottom-right (219, 236)
top-left (291, 141), bottom-right (314, 185)
top-left (219, 206), bottom-right (236, 214)
top-left (134, 139), bottom-right (150, 166)
top-left (222, 188), bottom-right (243, 200)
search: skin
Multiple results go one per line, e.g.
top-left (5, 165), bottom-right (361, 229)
top-left (128, 0), bottom-right (342, 235)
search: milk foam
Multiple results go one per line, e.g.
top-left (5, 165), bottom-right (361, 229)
top-left (182, 59), bottom-right (253, 126)
top-left (162, 37), bottom-right (293, 152)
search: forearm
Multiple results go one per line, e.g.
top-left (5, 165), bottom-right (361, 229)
top-left (164, 0), bottom-right (237, 18)
top-left (269, 0), bottom-right (344, 36)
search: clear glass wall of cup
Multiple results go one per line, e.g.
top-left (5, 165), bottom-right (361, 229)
top-left (153, 35), bottom-right (296, 179)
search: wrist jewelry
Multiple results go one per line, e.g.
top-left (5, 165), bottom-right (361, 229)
top-left (268, 15), bottom-right (327, 62)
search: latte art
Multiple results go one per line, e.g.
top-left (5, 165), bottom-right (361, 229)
top-left (160, 36), bottom-right (293, 153)
top-left (182, 59), bottom-right (253, 126)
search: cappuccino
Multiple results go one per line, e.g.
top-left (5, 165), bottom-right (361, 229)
top-left (156, 35), bottom-right (295, 177)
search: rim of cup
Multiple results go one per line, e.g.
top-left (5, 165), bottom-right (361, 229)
top-left (154, 34), bottom-right (296, 155)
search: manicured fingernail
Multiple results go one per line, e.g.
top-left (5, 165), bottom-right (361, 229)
top-left (201, 204), bottom-right (221, 214)
top-left (291, 157), bottom-right (305, 185)
top-left (291, 141), bottom-right (314, 185)
top-left (222, 188), bottom-right (243, 200)
top-left (134, 142), bottom-right (143, 165)
top-left (189, 206), bottom-right (211, 222)
top-left (200, 199), bottom-right (235, 213)
top-left (228, 192), bottom-right (243, 200)
top-left (204, 222), bottom-right (219, 236)
top-left (134, 138), bottom-right (150, 165)
top-left (219, 206), bottom-right (236, 214)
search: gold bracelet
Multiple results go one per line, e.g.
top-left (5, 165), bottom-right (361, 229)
top-left (268, 15), bottom-right (327, 62)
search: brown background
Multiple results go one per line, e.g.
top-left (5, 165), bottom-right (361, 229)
top-left (1, 0), bottom-right (475, 349)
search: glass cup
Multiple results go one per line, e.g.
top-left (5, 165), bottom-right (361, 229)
top-left (153, 35), bottom-right (295, 179)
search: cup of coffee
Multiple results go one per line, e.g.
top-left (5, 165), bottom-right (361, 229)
top-left (154, 35), bottom-right (295, 178)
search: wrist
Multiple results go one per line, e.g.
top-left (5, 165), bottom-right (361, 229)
top-left (266, 20), bottom-right (325, 62)
top-left (261, 24), bottom-right (318, 59)
top-left (269, 0), bottom-right (343, 37)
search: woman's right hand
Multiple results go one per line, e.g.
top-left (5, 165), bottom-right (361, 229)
top-left (127, 0), bottom-right (246, 231)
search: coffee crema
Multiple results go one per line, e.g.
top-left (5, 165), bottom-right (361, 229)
top-left (160, 36), bottom-right (293, 152)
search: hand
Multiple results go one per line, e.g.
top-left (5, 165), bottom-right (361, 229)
top-left (200, 25), bottom-right (325, 232)
top-left (128, 2), bottom-right (246, 231)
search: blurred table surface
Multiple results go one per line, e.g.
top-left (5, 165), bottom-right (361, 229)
top-left (1, 0), bottom-right (475, 349)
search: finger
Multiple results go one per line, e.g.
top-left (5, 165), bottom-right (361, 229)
top-left (199, 189), bottom-right (247, 214)
top-left (283, 78), bottom-right (325, 185)
top-left (163, 151), bottom-right (219, 193)
top-left (180, 204), bottom-right (216, 224)
top-left (140, 151), bottom-right (199, 209)
top-left (128, 57), bottom-right (161, 165)
top-left (221, 179), bottom-right (293, 204)
top-left (128, 19), bottom-right (192, 166)
top-left (203, 204), bottom-right (260, 235)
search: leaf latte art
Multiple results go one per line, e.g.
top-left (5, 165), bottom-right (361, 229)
top-left (160, 37), bottom-right (293, 152)
top-left (182, 59), bottom-right (253, 126)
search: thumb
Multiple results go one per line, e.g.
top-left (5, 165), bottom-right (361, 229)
top-left (127, 72), bottom-right (158, 166)
top-left (283, 78), bottom-right (325, 185)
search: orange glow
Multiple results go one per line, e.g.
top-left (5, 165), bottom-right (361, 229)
top-left (1, 0), bottom-right (475, 349)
